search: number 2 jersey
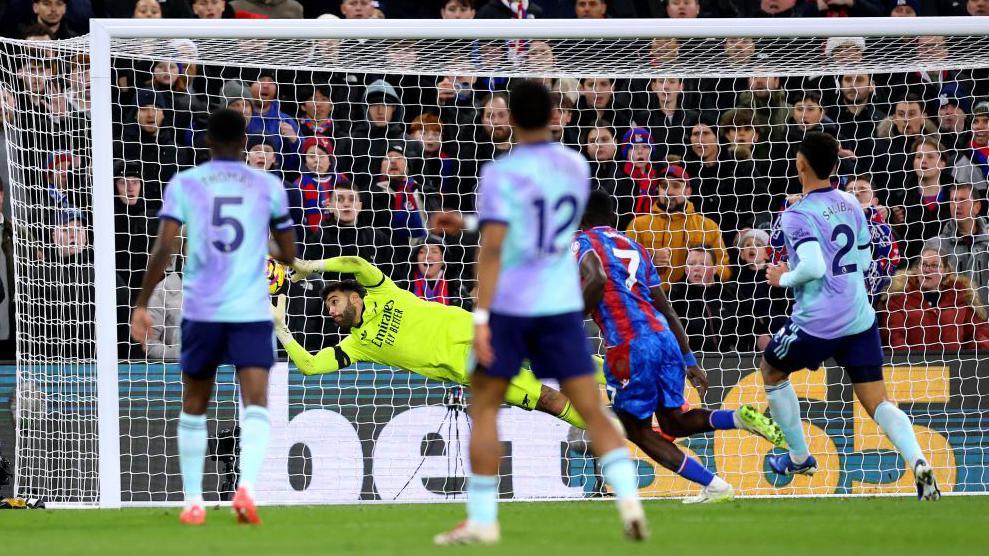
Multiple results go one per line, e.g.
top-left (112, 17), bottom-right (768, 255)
top-left (573, 226), bottom-right (669, 348)
top-left (476, 142), bottom-right (590, 317)
top-left (778, 187), bottom-right (875, 339)
top-left (159, 159), bottom-right (292, 323)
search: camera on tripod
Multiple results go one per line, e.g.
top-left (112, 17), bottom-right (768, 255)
top-left (207, 425), bottom-right (240, 501)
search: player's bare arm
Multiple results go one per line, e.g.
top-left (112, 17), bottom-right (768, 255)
top-left (579, 249), bottom-right (606, 315)
top-left (131, 218), bottom-right (182, 349)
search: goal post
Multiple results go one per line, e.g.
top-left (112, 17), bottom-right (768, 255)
top-left (1, 16), bottom-right (987, 508)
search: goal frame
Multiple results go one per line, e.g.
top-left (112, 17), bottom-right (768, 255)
top-left (81, 16), bottom-right (988, 509)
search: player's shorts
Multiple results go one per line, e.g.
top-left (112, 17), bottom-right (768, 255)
top-left (604, 331), bottom-right (686, 421)
top-left (484, 311), bottom-right (595, 382)
top-left (763, 318), bottom-right (884, 383)
top-left (180, 319), bottom-right (275, 378)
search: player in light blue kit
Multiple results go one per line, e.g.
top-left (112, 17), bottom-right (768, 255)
top-left (435, 80), bottom-right (646, 546)
top-left (761, 131), bottom-right (940, 500)
top-left (131, 109), bottom-right (297, 525)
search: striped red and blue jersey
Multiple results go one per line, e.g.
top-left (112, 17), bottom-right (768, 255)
top-left (573, 226), bottom-right (668, 348)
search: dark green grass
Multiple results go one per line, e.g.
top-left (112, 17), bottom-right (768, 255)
top-left (3, 497), bottom-right (985, 555)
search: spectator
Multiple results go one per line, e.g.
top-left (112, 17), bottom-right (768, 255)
top-left (888, 135), bottom-right (953, 261)
top-left (191, 0), bottom-right (230, 18)
top-left (0, 178), bottom-right (14, 361)
top-left (231, 0), bottom-right (304, 18)
top-left (304, 183), bottom-right (390, 264)
top-left (409, 113), bottom-right (455, 208)
top-left (548, 91), bottom-right (579, 146)
top-left (719, 107), bottom-right (789, 198)
top-left (336, 79), bottom-right (417, 191)
top-left (969, 100), bottom-right (989, 182)
top-left (883, 246), bottom-right (989, 351)
top-left (830, 73), bottom-right (886, 162)
top-left (574, 77), bottom-right (633, 134)
top-left (736, 75), bottom-right (790, 143)
top-left (682, 120), bottom-right (765, 240)
top-left (145, 256), bottom-right (182, 361)
top-left (969, 0), bottom-right (989, 14)
top-left (35, 217), bottom-right (94, 358)
top-left (477, 0), bottom-right (543, 18)
top-left (666, 0), bottom-right (701, 18)
top-left (434, 72), bottom-right (479, 141)
top-left (337, 0), bottom-right (375, 18)
top-left (132, 0), bottom-right (162, 17)
top-left (583, 121), bottom-right (636, 229)
top-left (297, 84), bottom-right (335, 141)
top-left (747, 0), bottom-right (819, 17)
top-left (574, 0), bottom-right (607, 17)
top-left (249, 69), bottom-right (302, 171)
top-left (888, 0), bottom-right (920, 15)
top-left (697, 37), bottom-right (759, 114)
top-left (441, 0), bottom-right (476, 18)
top-left (455, 92), bottom-right (512, 211)
top-left (295, 135), bottom-right (347, 235)
top-left (618, 127), bottom-right (661, 218)
top-left (369, 143), bottom-right (430, 244)
top-left (35, 149), bottom-right (84, 228)
top-left (113, 162), bottom-right (156, 294)
top-left (668, 246), bottom-right (740, 353)
top-left (635, 77), bottom-right (698, 161)
top-left (844, 175), bottom-right (902, 303)
top-left (149, 59), bottom-right (207, 136)
top-left (20, 0), bottom-right (78, 40)
top-left (100, 0), bottom-right (192, 18)
top-left (115, 89), bottom-right (189, 211)
top-left (936, 86), bottom-right (970, 153)
top-left (933, 182), bottom-right (989, 307)
top-left (406, 239), bottom-right (470, 308)
top-left (626, 163), bottom-right (731, 286)
top-left (873, 94), bottom-right (938, 192)
top-left (817, 0), bottom-right (884, 18)
top-left (733, 228), bottom-right (788, 351)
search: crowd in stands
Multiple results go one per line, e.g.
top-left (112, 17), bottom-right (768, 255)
top-left (2, 0), bottom-right (989, 360)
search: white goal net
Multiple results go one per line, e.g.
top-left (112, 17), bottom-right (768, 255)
top-left (1, 18), bottom-right (988, 506)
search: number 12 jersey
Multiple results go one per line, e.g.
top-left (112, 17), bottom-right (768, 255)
top-left (779, 187), bottom-right (875, 339)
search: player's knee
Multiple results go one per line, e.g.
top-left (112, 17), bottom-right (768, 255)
top-left (759, 359), bottom-right (788, 386)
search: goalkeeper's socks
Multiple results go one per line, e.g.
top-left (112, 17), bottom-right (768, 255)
top-left (558, 401), bottom-right (586, 429)
top-left (709, 409), bottom-right (738, 430)
top-left (676, 455), bottom-right (714, 487)
top-left (238, 405), bottom-right (271, 495)
top-left (873, 401), bottom-right (924, 469)
top-left (178, 411), bottom-right (208, 503)
top-left (765, 380), bottom-right (810, 464)
top-left (466, 474), bottom-right (499, 526)
top-left (600, 447), bottom-right (638, 500)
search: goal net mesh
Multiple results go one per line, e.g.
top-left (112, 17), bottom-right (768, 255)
top-left (1, 29), bottom-right (987, 505)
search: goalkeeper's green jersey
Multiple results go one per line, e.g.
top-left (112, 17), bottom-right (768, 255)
top-left (284, 256), bottom-right (472, 383)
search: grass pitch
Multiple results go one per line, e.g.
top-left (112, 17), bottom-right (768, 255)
top-left (5, 496), bottom-right (986, 555)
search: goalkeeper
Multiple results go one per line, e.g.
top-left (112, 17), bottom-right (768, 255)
top-left (273, 255), bottom-right (589, 428)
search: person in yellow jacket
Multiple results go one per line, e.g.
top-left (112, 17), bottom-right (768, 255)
top-left (271, 255), bottom-right (593, 428)
top-left (625, 164), bottom-right (731, 286)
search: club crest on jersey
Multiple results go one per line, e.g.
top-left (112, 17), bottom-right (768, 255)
top-left (570, 240), bottom-right (581, 255)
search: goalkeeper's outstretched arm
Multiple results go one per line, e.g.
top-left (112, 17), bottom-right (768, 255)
top-left (291, 255), bottom-right (390, 287)
top-left (271, 294), bottom-right (358, 376)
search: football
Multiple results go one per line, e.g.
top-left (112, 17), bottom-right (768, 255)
top-left (266, 257), bottom-right (287, 295)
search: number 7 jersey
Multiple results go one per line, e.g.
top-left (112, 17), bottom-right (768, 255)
top-left (159, 159), bottom-right (292, 323)
top-left (573, 226), bottom-right (669, 348)
top-left (779, 187), bottom-right (875, 339)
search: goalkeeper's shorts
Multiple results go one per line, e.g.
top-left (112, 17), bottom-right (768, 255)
top-left (180, 319), bottom-right (275, 378)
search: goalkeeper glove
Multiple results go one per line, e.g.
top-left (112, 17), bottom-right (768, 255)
top-left (290, 259), bottom-right (324, 282)
top-left (271, 294), bottom-right (292, 345)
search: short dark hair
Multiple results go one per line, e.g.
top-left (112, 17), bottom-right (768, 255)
top-left (206, 108), bottom-right (247, 145)
top-left (581, 189), bottom-right (616, 228)
top-left (320, 279), bottom-right (366, 301)
top-left (508, 79), bottom-right (553, 131)
top-left (443, 0), bottom-right (475, 8)
top-left (792, 90), bottom-right (822, 105)
top-left (797, 131), bottom-right (840, 180)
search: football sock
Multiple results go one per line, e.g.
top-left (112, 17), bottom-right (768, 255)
top-left (178, 411), bottom-right (207, 504)
top-left (600, 447), bottom-right (639, 501)
top-left (466, 474), bottom-right (499, 526)
top-left (558, 401), bottom-right (586, 429)
top-left (708, 409), bottom-right (738, 430)
top-left (765, 380), bottom-right (810, 464)
top-left (873, 400), bottom-right (924, 469)
top-left (676, 455), bottom-right (714, 487)
top-left (239, 405), bottom-right (271, 495)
